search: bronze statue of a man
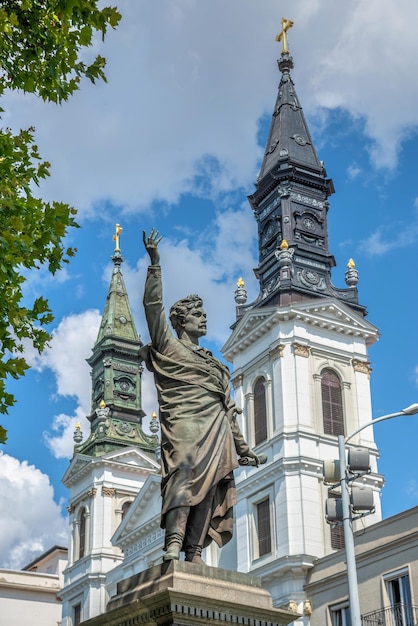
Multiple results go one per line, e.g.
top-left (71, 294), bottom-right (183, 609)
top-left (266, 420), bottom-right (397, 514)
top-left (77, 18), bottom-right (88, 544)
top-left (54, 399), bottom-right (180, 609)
top-left (142, 229), bottom-right (262, 564)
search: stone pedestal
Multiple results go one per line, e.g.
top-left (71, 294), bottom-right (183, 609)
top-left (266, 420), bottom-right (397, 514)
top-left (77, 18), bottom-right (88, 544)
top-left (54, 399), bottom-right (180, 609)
top-left (83, 561), bottom-right (297, 626)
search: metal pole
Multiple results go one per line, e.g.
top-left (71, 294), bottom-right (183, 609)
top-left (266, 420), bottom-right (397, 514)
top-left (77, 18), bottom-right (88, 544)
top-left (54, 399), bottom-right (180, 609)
top-left (334, 404), bottom-right (418, 625)
top-left (338, 434), bottom-right (361, 626)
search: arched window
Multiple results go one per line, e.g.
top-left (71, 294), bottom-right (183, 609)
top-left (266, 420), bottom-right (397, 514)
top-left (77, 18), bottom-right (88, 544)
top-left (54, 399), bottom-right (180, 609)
top-left (254, 377), bottom-right (267, 445)
top-left (78, 507), bottom-right (87, 559)
top-left (121, 501), bottom-right (133, 519)
top-left (321, 369), bottom-right (344, 436)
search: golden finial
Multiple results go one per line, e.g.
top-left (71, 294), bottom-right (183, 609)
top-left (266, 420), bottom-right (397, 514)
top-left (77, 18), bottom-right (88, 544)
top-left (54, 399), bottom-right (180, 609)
top-left (236, 277), bottom-right (245, 288)
top-left (151, 411), bottom-right (157, 420)
top-left (112, 223), bottom-right (123, 252)
top-left (99, 399), bottom-right (106, 409)
top-left (280, 239), bottom-right (289, 250)
top-left (347, 258), bottom-right (355, 269)
top-left (276, 18), bottom-right (294, 55)
top-left (75, 422), bottom-right (81, 429)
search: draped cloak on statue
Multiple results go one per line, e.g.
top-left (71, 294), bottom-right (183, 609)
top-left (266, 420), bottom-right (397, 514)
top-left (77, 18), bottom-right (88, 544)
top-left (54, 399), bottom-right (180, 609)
top-left (142, 265), bottom-right (250, 549)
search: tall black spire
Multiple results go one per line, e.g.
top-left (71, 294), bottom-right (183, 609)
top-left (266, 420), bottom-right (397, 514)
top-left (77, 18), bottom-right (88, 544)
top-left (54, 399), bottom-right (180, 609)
top-left (247, 21), bottom-right (364, 315)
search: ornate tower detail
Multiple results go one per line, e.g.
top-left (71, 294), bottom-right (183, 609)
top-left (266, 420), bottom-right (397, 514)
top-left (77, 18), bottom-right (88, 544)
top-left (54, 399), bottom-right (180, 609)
top-left (248, 29), bottom-right (364, 314)
top-left (61, 226), bottom-right (160, 626)
top-left (222, 21), bottom-right (382, 619)
top-left (78, 225), bottom-right (157, 457)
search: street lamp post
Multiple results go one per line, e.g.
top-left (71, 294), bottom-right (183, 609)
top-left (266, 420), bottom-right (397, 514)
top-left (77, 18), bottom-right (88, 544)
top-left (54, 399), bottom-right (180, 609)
top-left (338, 403), bottom-right (418, 626)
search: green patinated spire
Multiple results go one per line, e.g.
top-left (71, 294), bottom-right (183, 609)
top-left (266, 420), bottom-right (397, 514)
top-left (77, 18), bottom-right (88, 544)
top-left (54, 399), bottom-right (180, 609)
top-left (75, 225), bottom-right (158, 458)
top-left (95, 224), bottom-right (138, 346)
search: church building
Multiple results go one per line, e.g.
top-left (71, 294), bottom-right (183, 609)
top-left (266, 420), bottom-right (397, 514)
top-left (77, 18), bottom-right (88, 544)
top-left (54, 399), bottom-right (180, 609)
top-left (57, 21), bottom-right (389, 626)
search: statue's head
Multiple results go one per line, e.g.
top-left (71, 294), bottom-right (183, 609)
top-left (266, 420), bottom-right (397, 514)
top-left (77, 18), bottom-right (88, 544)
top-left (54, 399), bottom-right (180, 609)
top-left (169, 294), bottom-right (204, 337)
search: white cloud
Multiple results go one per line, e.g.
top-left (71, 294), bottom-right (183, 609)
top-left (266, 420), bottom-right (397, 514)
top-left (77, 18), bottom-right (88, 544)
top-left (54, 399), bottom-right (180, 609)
top-left (0, 452), bottom-right (67, 569)
top-left (360, 216), bottom-right (418, 257)
top-left (306, 0), bottom-right (418, 170)
top-left (27, 310), bottom-right (101, 459)
top-left (347, 163), bottom-right (362, 180)
top-left (28, 309), bottom-right (101, 404)
top-left (43, 406), bottom-right (91, 460)
top-left (4, 0), bottom-right (418, 221)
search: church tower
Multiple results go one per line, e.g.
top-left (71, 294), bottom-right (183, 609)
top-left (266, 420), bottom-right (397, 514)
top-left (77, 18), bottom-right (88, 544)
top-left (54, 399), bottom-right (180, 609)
top-left (60, 227), bottom-right (160, 626)
top-left (221, 21), bottom-right (383, 616)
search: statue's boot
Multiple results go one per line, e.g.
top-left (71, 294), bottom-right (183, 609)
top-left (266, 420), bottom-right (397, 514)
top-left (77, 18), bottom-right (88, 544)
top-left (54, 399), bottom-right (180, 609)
top-left (184, 544), bottom-right (204, 564)
top-left (184, 487), bottom-right (215, 565)
top-left (163, 506), bottom-right (189, 561)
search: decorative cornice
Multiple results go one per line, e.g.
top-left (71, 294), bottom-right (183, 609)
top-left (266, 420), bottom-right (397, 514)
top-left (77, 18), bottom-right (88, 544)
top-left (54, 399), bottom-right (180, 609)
top-left (231, 374), bottom-right (244, 389)
top-left (102, 486), bottom-right (116, 497)
top-left (352, 358), bottom-right (372, 377)
top-left (269, 344), bottom-right (285, 360)
top-left (292, 343), bottom-right (310, 358)
top-left (223, 299), bottom-right (378, 361)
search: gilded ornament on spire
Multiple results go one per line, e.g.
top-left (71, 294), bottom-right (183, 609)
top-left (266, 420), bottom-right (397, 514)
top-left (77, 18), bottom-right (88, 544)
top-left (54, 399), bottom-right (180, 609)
top-left (276, 18), bottom-right (294, 55)
top-left (234, 276), bottom-right (247, 308)
top-left (113, 223), bottom-right (123, 252)
top-left (73, 421), bottom-right (83, 444)
top-left (280, 239), bottom-right (289, 250)
top-left (345, 258), bottom-right (359, 288)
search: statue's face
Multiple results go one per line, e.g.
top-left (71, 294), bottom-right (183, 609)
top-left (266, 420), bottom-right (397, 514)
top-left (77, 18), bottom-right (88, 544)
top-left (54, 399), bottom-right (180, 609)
top-left (182, 306), bottom-right (207, 338)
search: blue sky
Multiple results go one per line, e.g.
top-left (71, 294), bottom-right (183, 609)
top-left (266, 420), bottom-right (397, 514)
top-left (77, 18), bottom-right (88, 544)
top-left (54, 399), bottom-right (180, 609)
top-left (1, 0), bottom-right (418, 569)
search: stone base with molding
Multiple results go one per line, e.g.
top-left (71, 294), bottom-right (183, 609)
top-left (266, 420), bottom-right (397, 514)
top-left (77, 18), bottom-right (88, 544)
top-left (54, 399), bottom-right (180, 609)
top-left (82, 560), bottom-right (298, 626)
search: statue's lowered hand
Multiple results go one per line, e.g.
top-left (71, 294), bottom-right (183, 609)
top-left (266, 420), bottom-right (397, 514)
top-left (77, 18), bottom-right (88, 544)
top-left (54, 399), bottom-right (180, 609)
top-left (238, 452), bottom-right (267, 467)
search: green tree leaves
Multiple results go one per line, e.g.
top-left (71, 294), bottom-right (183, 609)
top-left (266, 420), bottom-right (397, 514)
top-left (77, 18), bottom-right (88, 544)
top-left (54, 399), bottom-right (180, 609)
top-left (0, 0), bottom-right (121, 442)
top-left (0, 0), bottom-right (121, 101)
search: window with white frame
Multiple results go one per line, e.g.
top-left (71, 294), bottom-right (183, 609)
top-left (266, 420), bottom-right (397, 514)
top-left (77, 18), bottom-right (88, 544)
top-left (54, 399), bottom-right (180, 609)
top-left (384, 568), bottom-right (413, 626)
top-left (321, 368), bottom-right (345, 436)
top-left (249, 489), bottom-right (274, 562)
top-left (121, 500), bottom-right (133, 519)
top-left (329, 601), bottom-right (351, 626)
top-left (73, 603), bottom-right (81, 626)
top-left (78, 506), bottom-right (87, 559)
top-left (253, 377), bottom-right (268, 445)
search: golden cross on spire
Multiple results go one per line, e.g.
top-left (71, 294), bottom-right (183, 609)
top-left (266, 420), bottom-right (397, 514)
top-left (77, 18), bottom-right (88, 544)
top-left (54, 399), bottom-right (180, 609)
top-left (113, 223), bottom-right (123, 252)
top-left (276, 18), bottom-right (294, 54)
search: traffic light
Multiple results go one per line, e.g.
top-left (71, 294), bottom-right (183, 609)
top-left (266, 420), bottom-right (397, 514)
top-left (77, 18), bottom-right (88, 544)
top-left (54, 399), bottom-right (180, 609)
top-left (347, 447), bottom-right (371, 474)
top-left (323, 445), bottom-right (374, 524)
top-left (325, 496), bottom-right (343, 523)
top-left (350, 485), bottom-right (375, 513)
top-left (322, 459), bottom-right (340, 484)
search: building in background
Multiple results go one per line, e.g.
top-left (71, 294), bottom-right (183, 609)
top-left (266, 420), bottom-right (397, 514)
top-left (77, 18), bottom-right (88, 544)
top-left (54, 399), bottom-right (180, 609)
top-left (305, 506), bottom-right (418, 626)
top-left (0, 546), bottom-right (67, 626)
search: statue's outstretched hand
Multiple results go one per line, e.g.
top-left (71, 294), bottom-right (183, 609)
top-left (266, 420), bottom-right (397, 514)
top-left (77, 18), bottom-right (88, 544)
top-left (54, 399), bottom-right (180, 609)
top-left (143, 229), bottom-right (162, 266)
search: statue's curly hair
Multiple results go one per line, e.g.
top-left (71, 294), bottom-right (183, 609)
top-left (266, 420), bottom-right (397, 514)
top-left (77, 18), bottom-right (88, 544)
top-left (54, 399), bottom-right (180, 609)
top-left (169, 294), bottom-right (203, 336)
